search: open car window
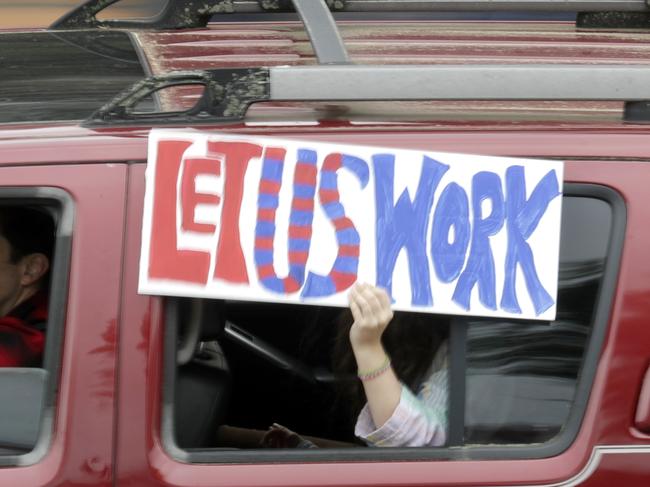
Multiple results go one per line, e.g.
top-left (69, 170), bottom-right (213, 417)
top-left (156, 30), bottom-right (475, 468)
top-left (0, 190), bottom-right (72, 464)
top-left (161, 186), bottom-right (622, 462)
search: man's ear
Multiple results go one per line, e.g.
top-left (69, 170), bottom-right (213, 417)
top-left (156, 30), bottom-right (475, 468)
top-left (20, 253), bottom-right (50, 287)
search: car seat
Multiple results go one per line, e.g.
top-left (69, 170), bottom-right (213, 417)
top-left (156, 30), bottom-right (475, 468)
top-left (172, 298), bottom-right (231, 449)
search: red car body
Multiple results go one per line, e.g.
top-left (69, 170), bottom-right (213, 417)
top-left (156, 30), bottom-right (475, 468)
top-left (1, 15), bottom-right (650, 486)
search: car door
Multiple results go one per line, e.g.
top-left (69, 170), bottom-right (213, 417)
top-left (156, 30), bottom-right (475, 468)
top-left (0, 162), bottom-right (126, 487)
top-left (114, 136), bottom-right (650, 486)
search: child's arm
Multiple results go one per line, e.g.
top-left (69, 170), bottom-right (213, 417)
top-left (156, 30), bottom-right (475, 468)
top-left (348, 283), bottom-right (402, 429)
top-left (349, 284), bottom-right (447, 447)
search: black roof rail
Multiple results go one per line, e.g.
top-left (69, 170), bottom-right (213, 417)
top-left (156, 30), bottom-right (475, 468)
top-left (50, 0), bottom-right (240, 30)
top-left (50, 0), bottom-right (650, 30)
top-left (49, 0), bottom-right (345, 30)
top-left (83, 68), bottom-right (269, 127)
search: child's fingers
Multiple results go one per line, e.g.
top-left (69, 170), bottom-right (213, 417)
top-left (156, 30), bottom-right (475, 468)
top-left (349, 297), bottom-right (362, 323)
top-left (349, 286), bottom-right (363, 311)
top-left (354, 284), bottom-right (381, 314)
top-left (375, 288), bottom-right (393, 324)
top-left (263, 424), bottom-right (293, 448)
top-left (349, 283), bottom-right (394, 328)
top-left (353, 286), bottom-right (373, 319)
top-left (359, 285), bottom-right (383, 319)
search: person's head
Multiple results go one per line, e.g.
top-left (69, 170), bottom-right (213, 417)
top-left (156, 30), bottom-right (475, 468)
top-left (0, 206), bottom-right (55, 317)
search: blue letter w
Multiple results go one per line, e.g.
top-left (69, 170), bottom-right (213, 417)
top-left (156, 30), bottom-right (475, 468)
top-left (374, 154), bottom-right (448, 306)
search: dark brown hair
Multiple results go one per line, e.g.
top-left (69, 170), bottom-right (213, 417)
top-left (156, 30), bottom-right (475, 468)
top-left (0, 206), bottom-right (55, 263)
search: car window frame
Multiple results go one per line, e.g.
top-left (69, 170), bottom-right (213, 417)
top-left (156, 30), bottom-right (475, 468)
top-left (159, 182), bottom-right (625, 464)
top-left (0, 187), bottom-right (73, 467)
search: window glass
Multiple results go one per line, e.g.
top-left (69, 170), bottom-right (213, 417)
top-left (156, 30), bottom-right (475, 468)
top-left (0, 201), bottom-right (59, 456)
top-left (167, 193), bottom-right (615, 456)
top-left (465, 196), bottom-right (611, 444)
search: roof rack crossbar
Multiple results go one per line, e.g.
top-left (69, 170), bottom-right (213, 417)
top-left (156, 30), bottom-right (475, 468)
top-left (293, 0), bottom-right (349, 65)
top-left (83, 64), bottom-right (650, 126)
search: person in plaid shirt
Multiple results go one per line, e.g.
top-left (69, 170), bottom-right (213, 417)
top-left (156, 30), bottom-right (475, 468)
top-left (0, 207), bottom-right (54, 367)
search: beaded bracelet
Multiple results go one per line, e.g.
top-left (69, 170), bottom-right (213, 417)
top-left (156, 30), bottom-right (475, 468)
top-left (357, 356), bottom-right (391, 381)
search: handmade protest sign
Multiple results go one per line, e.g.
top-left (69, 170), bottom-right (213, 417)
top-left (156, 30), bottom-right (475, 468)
top-left (139, 129), bottom-right (563, 320)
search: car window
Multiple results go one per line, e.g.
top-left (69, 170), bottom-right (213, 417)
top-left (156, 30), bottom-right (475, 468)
top-left (465, 196), bottom-right (611, 444)
top-left (0, 193), bottom-right (70, 462)
top-left (162, 187), bottom-right (620, 462)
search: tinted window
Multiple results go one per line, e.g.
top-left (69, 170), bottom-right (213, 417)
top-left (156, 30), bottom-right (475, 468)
top-left (465, 197), bottom-right (611, 444)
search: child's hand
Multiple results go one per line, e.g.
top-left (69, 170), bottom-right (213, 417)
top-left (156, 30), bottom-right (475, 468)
top-left (260, 423), bottom-right (316, 449)
top-left (348, 283), bottom-right (393, 352)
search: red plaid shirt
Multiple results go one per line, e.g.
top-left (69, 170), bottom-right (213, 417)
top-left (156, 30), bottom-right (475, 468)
top-left (0, 291), bottom-right (47, 367)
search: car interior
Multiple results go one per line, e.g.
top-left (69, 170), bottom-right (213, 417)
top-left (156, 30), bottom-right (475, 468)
top-left (168, 194), bottom-right (609, 451)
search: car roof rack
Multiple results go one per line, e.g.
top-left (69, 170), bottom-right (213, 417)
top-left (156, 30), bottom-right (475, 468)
top-left (82, 0), bottom-right (650, 127)
top-left (51, 0), bottom-right (650, 30)
top-left (82, 64), bottom-right (650, 126)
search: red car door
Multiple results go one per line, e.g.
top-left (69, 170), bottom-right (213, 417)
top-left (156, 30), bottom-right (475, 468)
top-left (0, 162), bottom-right (126, 487)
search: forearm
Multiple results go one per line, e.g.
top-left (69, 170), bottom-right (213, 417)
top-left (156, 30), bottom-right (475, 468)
top-left (353, 344), bottom-right (402, 429)
top-left (215, 425), bottom-right (266, 448)
top-left (355, 383), bottom-right (447, 447)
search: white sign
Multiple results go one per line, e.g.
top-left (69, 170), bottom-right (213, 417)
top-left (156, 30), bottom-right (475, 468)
top-left (139, 129), bottom-right (563, 320)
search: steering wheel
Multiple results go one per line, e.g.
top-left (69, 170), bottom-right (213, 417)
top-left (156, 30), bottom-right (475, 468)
top-left (223, 320), bottom-right (353, 384)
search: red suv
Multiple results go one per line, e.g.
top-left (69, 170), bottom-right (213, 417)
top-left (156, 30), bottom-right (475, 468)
top-left (1, 0), bottom-right (649, 485)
